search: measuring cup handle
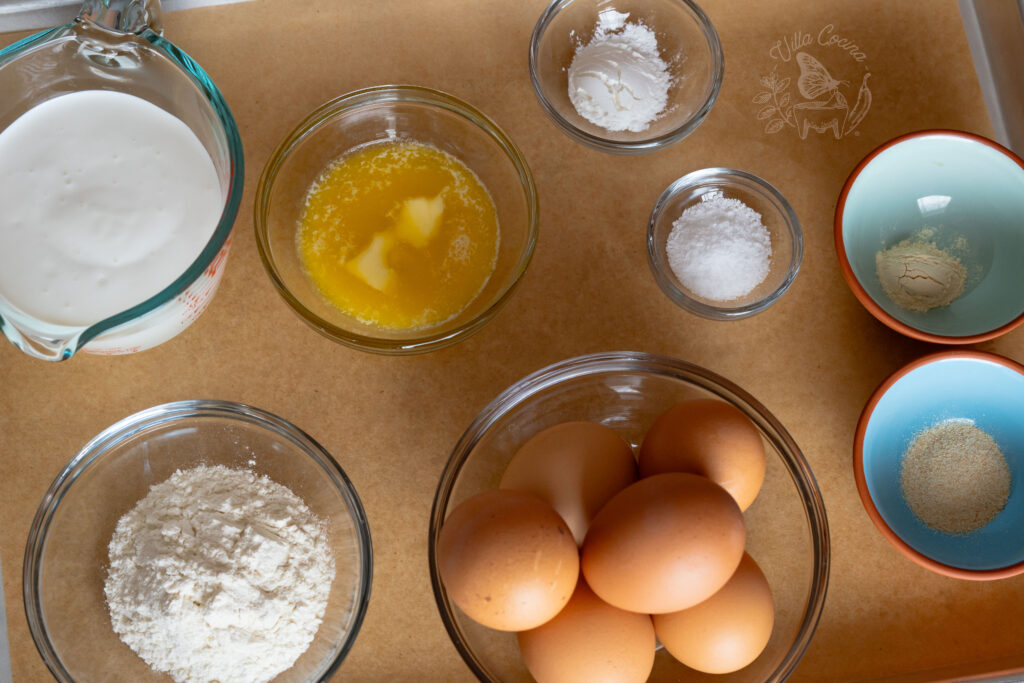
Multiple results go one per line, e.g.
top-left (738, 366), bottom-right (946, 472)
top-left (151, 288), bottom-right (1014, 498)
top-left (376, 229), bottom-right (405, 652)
top-left (77, 0), bottom-right (164, 35)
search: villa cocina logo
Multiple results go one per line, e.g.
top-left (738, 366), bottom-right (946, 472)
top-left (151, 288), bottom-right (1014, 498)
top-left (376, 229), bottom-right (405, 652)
top-left (754, 24), bottom-right (872, 140)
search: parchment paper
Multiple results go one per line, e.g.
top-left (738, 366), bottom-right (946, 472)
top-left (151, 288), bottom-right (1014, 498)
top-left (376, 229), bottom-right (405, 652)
top-left (2, 1), bottom-right (1022, 681)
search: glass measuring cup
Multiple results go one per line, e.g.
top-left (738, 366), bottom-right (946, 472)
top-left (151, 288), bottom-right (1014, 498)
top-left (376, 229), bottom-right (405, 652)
top-left (0, 0), bottom-right (244, 361)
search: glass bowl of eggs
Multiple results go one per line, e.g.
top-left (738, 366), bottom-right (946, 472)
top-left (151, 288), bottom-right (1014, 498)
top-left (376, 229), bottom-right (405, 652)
top-left (429, 351), bottom-right (829, 682)
top-left (254, 85), bottom-right (539, 355)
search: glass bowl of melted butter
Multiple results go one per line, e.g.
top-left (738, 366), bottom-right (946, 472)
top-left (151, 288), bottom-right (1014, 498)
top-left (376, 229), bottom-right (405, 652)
top-left (255, 85), bottom-right (539, 354)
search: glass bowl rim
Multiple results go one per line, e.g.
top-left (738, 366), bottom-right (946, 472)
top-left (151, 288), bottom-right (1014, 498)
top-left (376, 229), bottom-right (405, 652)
top-left (833, 128), bottom-right (1024, 345)
top-left (853, 349), bottom-right (1024, 580)
top-left (528, 0), bottom-right (724, 155)
top-left (22, 399), bottom-right (373, 683)
top-left (0, 23), bottom-right (245, 360)
top-left (428, 350), bottom-right (830, 682)
top-left (253, 84), bottom-right (540, 355)
top-left (647, 167), bottom-right (804, 320)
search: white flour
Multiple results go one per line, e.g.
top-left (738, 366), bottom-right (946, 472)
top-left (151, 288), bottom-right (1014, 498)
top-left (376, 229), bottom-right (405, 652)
top-left (567, 9), bottom-right (671, 132)
top-left (104, 465), bottom-right (335, 683)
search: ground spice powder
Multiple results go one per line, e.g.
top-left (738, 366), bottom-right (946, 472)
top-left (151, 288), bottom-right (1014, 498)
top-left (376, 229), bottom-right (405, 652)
top-left (875, 238), bottom-right (966, 313)
top-left (899, 419), bottom-right (1010, 535)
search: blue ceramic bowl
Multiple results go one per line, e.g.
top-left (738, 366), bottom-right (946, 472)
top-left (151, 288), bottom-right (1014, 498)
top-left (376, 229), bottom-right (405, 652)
top-left (854, 351), bottom-right (1024, 579)
top-left (836, 130), bottom-right (1024, 344)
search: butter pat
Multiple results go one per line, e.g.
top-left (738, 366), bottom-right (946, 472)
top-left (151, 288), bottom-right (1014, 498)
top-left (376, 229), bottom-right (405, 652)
top-left (396, 195), bottom-right (444, 248)
top-left (345, 233), bottom-right (394, 291)
top-left (344, 194), bottom-right (444, 290)
top-left (875, 239), bottom-right (966, 312)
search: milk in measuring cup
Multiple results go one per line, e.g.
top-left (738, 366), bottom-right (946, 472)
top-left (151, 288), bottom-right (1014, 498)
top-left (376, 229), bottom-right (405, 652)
top-left (0, 90), bottom-right (223, 329)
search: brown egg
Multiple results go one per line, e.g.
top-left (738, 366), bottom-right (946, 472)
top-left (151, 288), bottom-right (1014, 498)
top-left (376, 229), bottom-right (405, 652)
top-left (654, 552), bottom-right (775, 674)
top-left (639, 399), bottom-right (766, 511)
top-left (517, 575), bottom-right (655, 683)
top-left (500, 421), bottom-right (637, 545)
top-left (581, 472), bottom-right (745, 614)
top-left (437, 489), bottom-right (579, 631)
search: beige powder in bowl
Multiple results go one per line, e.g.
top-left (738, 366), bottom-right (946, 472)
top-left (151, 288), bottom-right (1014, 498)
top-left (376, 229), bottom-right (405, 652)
top-left (899, 419), bottom-right (1010, 534)
top-left (875, 238), bottom-right (967, 313)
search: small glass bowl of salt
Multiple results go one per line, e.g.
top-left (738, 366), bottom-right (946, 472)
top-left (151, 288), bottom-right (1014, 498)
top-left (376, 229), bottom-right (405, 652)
top-left (529, 0), bottom-right (723, 154)
top-left (647, 167), bottom-right (803, 320)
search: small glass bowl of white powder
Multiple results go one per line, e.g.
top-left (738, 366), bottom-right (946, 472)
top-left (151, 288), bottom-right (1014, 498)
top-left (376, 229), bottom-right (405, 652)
top-left (647, 168), bottom-right (803, 319)
top-left (529, 0), bottom-right (723, 154)
top-left (24, 400), bottom-right (372, 683)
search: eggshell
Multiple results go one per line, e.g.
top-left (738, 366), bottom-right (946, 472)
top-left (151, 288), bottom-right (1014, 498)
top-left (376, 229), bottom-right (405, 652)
top-left (581, 472), bottom-right (745, 614)
top-left (639, 399), bottom-right (766, 511)
top-left (500, 421), bottom-right (637, 545)
top-left (437, 489), bottom-right (579, 631)
top-left (653, 552), bottom-right (775, 674)
top-left (517, 575), bottom-right (655, 683)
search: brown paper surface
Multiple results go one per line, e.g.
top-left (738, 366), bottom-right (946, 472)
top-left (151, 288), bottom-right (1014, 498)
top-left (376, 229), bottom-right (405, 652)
top-left (2, 1), bottom-right (1023, 681)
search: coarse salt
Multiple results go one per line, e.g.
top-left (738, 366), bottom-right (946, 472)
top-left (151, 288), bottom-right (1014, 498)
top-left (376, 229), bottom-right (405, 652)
top-left (665, 194), bottom-right (772, 302)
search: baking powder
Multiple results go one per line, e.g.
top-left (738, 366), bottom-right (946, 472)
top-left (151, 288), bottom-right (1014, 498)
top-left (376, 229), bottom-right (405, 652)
top-left (104, 465), bottom-right (335, 683)
top-left (666, 194), bottom-right (772, 301)
top-left (567, 9), bottom-right (671, 132)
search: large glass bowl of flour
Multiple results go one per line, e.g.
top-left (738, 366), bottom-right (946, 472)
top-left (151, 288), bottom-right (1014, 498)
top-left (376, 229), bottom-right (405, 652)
top-left (23, 400), bottom-right (372, 683)
top-left (529, 0), bottom-right (723, 154)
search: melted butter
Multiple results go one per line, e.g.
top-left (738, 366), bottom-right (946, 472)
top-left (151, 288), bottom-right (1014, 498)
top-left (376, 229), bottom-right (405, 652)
top-left (297, 140), bottom-right (499, 330)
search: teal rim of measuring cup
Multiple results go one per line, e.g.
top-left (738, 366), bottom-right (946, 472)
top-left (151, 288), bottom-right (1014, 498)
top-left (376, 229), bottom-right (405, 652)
top-left (0, 21), bottom-right (244, 359)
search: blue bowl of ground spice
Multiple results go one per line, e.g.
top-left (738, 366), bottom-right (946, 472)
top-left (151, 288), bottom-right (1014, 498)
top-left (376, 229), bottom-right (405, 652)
top-left (647, 167), bottom-right (802, 320)
top-left (854, 350), bottom-right (1024, 580)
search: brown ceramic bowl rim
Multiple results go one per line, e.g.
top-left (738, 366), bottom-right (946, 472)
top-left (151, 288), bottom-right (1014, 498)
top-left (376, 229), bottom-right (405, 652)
top-left (853, 349), bottom-right (1024, 580)
top-left (834, 129), bottom-right (1024, 345)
